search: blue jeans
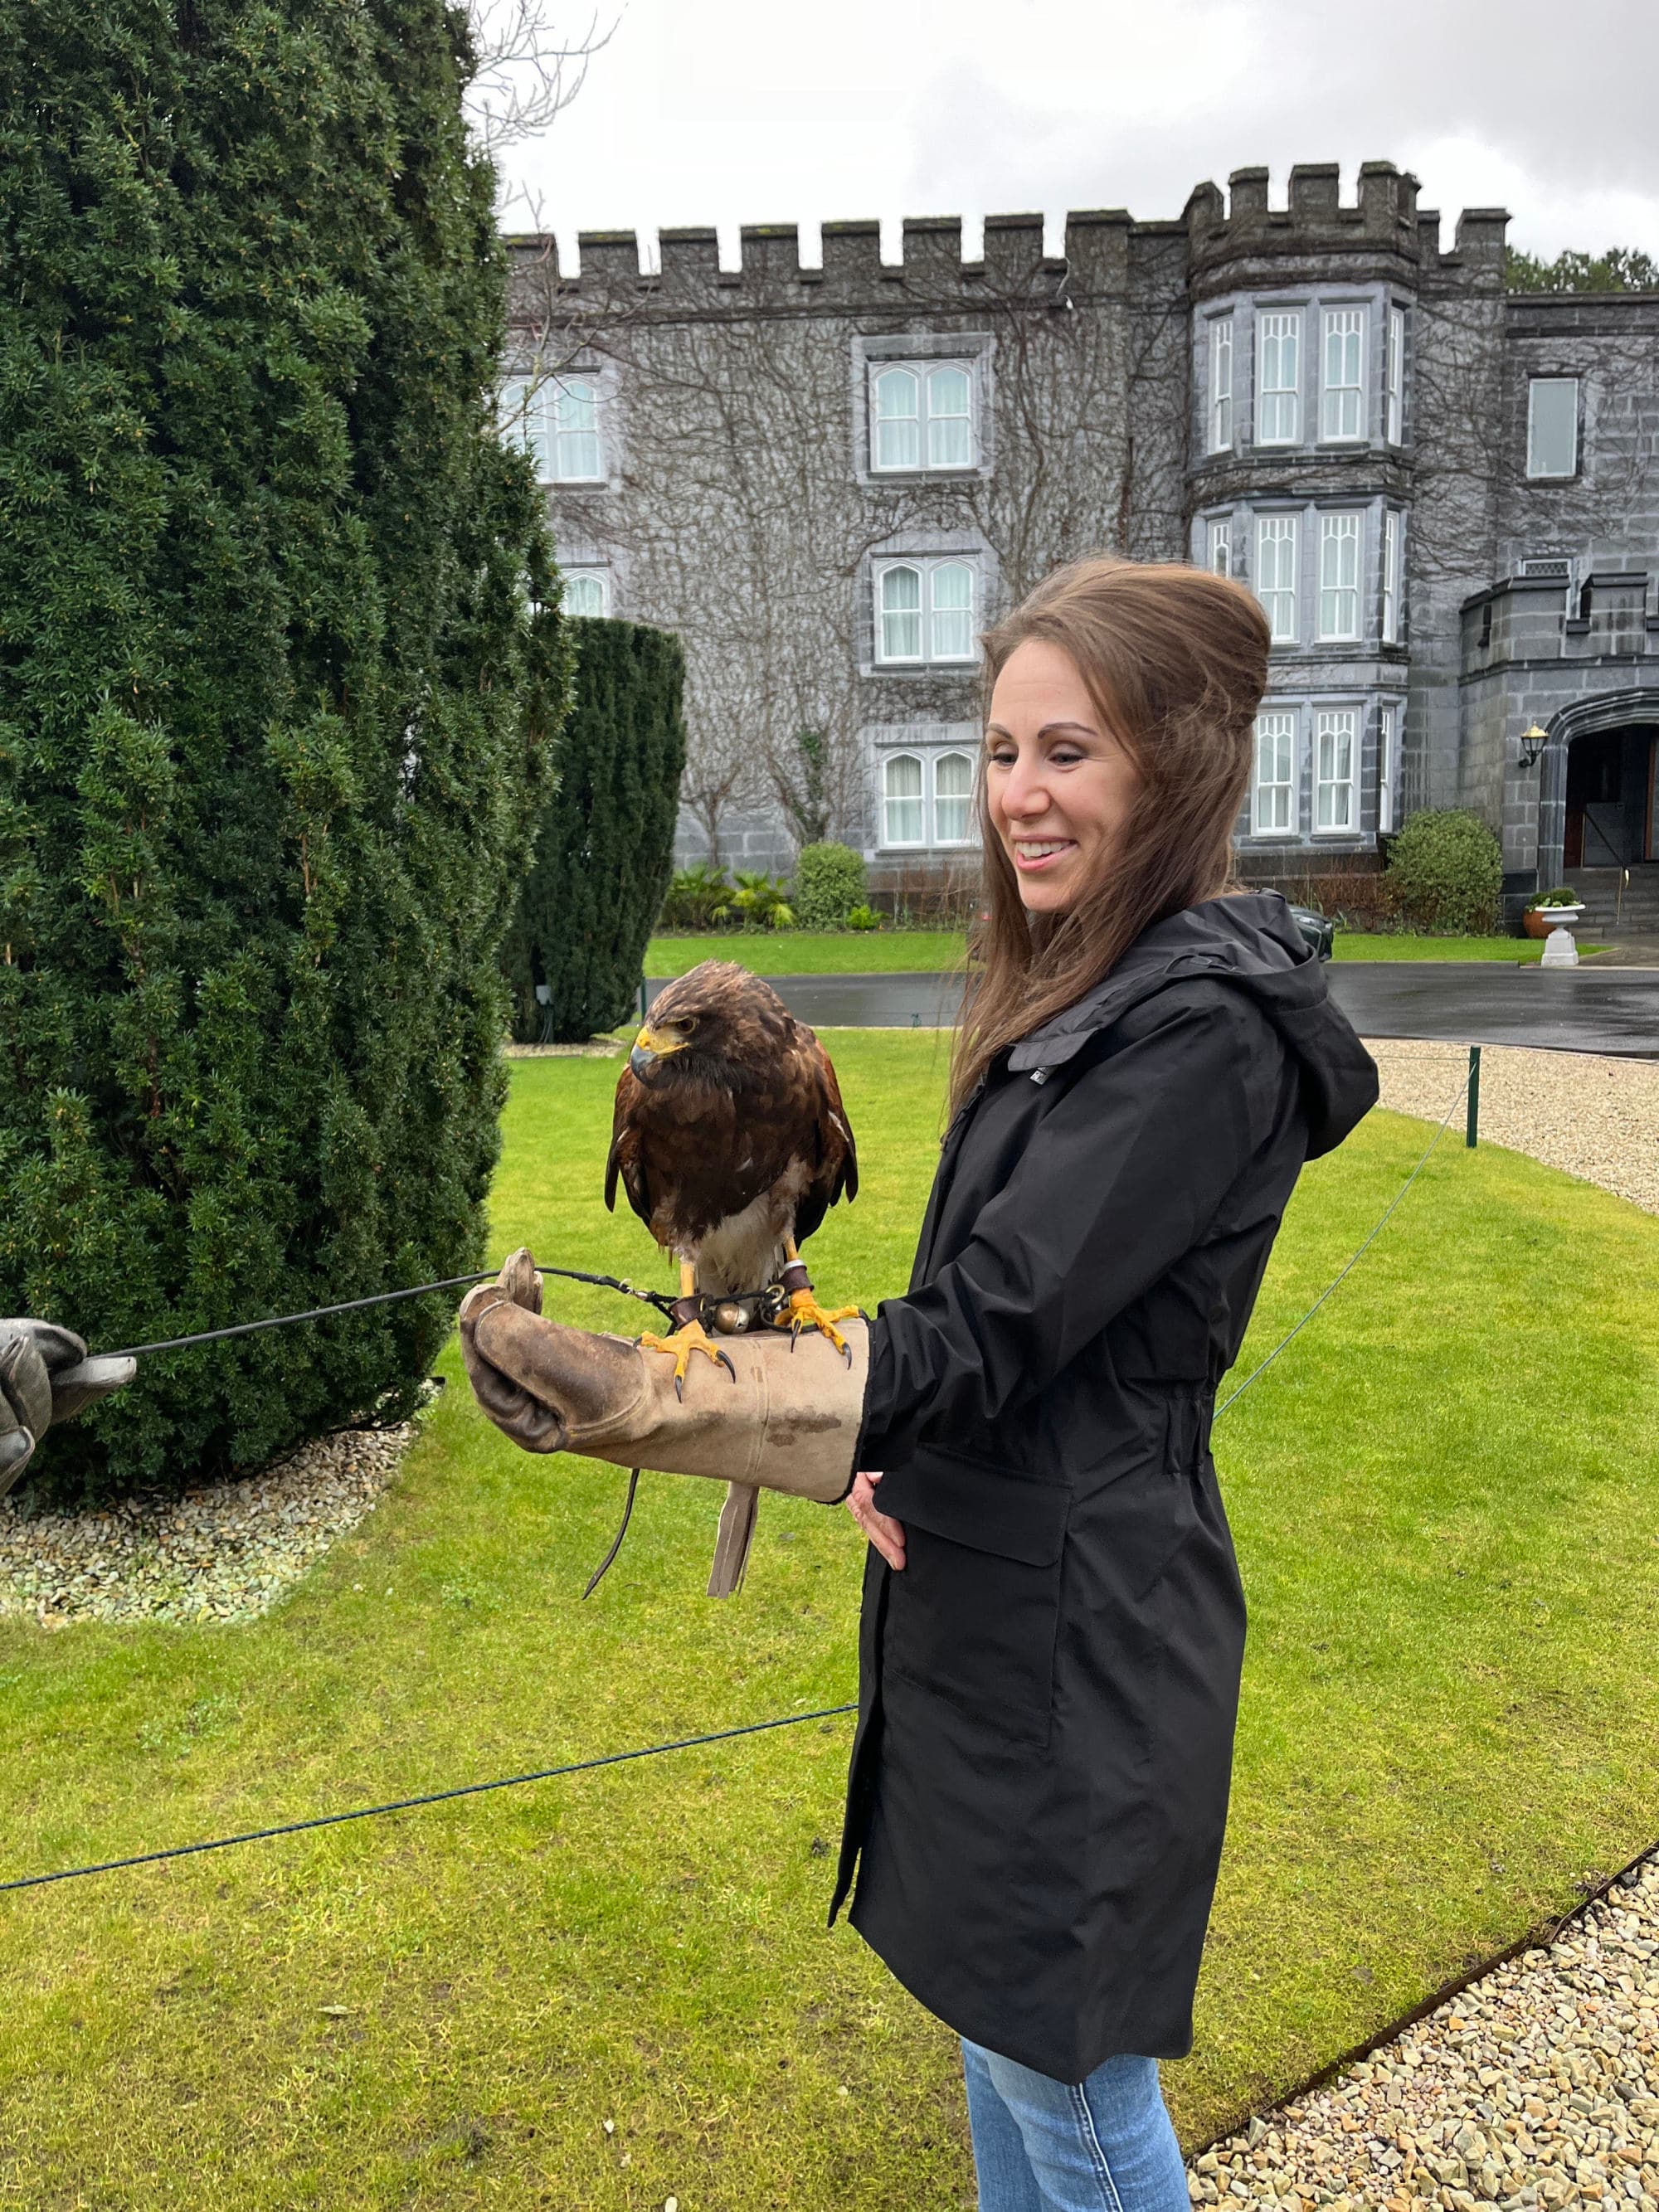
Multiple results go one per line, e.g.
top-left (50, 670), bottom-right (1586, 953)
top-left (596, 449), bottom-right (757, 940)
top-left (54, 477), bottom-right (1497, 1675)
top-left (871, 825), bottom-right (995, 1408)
top-left (961, 2037), bottom-right (1190, 2212)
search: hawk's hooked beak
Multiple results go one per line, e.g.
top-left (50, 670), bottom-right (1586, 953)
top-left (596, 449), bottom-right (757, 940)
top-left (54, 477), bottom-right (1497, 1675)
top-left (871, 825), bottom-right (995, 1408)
top-left (630, 1025), bottom-right (687, 1079)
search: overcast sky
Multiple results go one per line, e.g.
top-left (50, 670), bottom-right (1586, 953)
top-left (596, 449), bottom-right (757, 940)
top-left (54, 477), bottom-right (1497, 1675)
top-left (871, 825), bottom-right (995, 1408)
top-left (493, 0), bottom-right (1659, 275)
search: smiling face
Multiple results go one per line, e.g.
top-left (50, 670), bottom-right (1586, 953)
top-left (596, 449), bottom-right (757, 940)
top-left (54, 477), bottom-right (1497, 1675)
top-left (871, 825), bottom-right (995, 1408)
top-left (984, 638), bottom-right (1145, 915)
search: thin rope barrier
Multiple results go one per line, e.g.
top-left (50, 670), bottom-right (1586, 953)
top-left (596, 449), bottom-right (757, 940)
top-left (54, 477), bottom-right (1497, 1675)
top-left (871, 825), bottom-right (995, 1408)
top-left (0, 1704), bottom-right (859, 1895)
top-left (2, 1067), bottom-right (1471, 1898)
top-left (99, 1262), bottom-right (677, 1360)
top-left (1214, 1070), bottom-right (1470, 1419)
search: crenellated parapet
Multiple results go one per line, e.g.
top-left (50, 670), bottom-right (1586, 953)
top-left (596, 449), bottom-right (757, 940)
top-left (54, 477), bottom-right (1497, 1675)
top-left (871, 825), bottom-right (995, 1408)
top-left (506, 206), bottom-right (1170, 317)
top-left (504, 163), bottom-right (1510, 328)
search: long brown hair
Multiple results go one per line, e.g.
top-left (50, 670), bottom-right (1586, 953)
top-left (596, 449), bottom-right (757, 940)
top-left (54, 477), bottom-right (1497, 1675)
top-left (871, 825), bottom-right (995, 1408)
top-left (949, 556), bottom-right (1271, 1114)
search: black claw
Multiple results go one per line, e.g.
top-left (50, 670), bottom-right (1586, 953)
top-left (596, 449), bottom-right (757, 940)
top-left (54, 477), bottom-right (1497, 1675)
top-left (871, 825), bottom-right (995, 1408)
top-left (717, 1350), bottom-right (736, 1381)
top-left (674, 1373), bottom-right (684, 1403)
top-left (843, 1344), bottom-right (853, 1368)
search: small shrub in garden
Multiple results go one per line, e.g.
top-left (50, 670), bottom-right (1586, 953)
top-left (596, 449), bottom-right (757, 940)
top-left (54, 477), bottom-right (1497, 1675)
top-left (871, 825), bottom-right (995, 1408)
top-left (791, 842), bottom-right (866, 929)
top-left (1382, 810), bottom-right (1504, 934)
top-left (713, 873), bottom-right (795, 931)
top-left (846, 905), bottom-right (883, 932)
top-left (659, 861), bottom-right (732, 931)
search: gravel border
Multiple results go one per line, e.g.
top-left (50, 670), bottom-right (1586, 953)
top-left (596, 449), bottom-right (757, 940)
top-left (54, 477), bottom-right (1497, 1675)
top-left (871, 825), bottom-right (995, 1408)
top-left (0, 1422), bottom-right (416, 1629)
top-left (1190, 1854), bottom-right (1659, 2209)
top-left (1363, 1040), bottom-right (1659, 1218)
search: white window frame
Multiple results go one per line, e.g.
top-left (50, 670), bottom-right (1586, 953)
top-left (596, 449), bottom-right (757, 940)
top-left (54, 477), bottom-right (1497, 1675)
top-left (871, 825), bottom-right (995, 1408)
top-left (873, 557), bottom-right (978, 667)
top-left (1319, 306), bottom-right (1365, 442)
top-left (931, 750), bottom-right (976, 846)
top-left (1252, 709), bottom-right (1297, 835)
top-left (549, 374), bottom-right (605, 484)
top-left (1314, 707), bottom-right (1358, 834)
top-left (562, 567), bottom-right (609, 618)
top-left (1256, 311), bottom-right (1302, 445)
top-left (870, 361), bottom-right (977, 474)
top-left (1208, 518), bottom-right (1233, 578)
top-left (1386, 306), bottom-right (1406, 445)
top-left (881, 752), bottom-right (927, 848)
top-left (1209, 318), bottom-right (1233, 452)
top-left (1378, 703), bottom-right (1399, 835)
top-left (1317, 513), bottom-right (1362, 642)
top-left (1255, 513), bottom-right (1299, 643)
top-left (1381, 510), bottom-right (1402, 644)
top-left (1526, 377), bottom-right (1579, 479)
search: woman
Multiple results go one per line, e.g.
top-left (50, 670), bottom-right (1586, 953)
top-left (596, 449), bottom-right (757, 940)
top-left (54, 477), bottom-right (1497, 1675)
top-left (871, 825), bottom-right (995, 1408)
top-left (834, 556), bottom-right (1379, 2210)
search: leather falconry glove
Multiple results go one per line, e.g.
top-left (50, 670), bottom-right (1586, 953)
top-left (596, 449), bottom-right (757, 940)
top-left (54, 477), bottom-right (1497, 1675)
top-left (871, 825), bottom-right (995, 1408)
top-left (0, 1322), bottom-right (137, 1496)
top-left (458, 1250), bottom-right (867, 1598)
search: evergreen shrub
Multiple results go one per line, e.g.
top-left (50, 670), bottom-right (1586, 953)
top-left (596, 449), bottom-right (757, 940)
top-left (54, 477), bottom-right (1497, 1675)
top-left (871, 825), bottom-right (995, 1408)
top-left (504, 618), bottom-right (686, 1041)
top-left (0, 0), bottom-right (564, 1500)
top-left (1382, 810), bottom-right (1504, 933)
top-left (791, 842), bottom-right (867, 930)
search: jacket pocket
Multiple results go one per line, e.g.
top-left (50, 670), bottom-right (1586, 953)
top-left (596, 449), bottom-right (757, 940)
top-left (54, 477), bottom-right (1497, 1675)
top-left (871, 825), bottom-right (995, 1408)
top-left (873, 1446), bottom-right (1068, 1748)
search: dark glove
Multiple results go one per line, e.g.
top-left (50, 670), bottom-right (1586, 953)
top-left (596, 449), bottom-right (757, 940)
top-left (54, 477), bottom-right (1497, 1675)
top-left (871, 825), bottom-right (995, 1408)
top-left (0, 1322), bottom-right (137, 1495)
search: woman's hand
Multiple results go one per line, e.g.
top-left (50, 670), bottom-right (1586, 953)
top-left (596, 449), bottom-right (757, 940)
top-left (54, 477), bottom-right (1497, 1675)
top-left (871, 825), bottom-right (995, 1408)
top-left (845, 1470), bottom-right (906, 1571)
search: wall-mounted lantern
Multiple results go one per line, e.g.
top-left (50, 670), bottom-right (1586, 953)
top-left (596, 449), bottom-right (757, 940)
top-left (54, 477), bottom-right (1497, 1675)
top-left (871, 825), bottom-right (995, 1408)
top-left (1518, 722), bottom-right (1550, 771)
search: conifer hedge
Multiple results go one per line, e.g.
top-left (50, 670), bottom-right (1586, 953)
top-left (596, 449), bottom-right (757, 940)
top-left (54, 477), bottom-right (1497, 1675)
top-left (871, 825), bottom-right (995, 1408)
top-left (504, 618), bottom-right (686, 1044)
top-left (0, 0), bottom-right (566, 1498)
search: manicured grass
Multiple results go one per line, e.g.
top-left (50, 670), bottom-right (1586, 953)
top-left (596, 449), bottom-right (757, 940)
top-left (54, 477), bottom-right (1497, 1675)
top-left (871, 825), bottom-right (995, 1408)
top-left (646, 929), bottom-right (966, 975)
top-left (1, 1038), bottom-right (1657, 2206)
top-left (1331, 933), bottom-right (1605, 962)
top-left (646, 929), bottom-right (1601, 976)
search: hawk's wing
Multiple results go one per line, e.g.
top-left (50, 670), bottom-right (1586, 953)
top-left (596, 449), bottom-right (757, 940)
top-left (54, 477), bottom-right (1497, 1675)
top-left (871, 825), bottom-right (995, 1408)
top-left (790, 1029), bottom-right (859, 1248)
top-left (605, 1068), bottom-right (654, 1228)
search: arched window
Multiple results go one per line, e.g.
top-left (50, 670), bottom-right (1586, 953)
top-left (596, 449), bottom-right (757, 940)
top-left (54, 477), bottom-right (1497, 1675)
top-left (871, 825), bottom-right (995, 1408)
top-left (869, 360), bottom-right (977, 473)
top-left (879, 564), bottom-right (923, 660)
top-left (873, 368), bottom-right (921, 471)
top-left (929, 562), bottom-right (974, 660)
top-left (552, 377), bottom-right (603, 481)
top-left (883, 753), bottom-right (925, 846)
top-left (933, 751), bottom-right (975, 844)
top-left (562, 569), bottom-right (607, 617)
top-left (926, 365), bottom-right (972, 468)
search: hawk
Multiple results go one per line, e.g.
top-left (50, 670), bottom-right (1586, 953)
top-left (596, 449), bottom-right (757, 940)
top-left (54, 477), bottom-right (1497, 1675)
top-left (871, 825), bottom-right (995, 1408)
top-left (605, 960), bottom-right (859, 1592)
top-left (607, 960), bottom-right (859, 1356)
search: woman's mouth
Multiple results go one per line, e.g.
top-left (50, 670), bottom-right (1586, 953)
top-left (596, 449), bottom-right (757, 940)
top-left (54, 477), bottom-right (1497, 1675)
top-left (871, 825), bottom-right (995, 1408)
top-left (1010, 838), bottom-right (1076, 873)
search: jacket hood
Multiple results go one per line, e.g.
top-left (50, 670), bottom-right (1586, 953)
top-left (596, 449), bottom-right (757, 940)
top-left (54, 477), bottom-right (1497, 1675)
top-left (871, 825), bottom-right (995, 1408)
top-left (1006, 892), bottom-right (1378, 1159)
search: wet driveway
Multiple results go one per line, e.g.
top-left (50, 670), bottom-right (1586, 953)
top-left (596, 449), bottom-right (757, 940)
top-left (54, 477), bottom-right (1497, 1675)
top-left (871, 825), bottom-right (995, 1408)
top-left (645, 965), bottom-right (1659, 1058)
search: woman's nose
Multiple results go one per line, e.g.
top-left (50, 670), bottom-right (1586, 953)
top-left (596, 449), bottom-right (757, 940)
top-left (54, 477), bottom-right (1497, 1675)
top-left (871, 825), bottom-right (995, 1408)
top-left (1001, 760), bottom-right (1050, 819)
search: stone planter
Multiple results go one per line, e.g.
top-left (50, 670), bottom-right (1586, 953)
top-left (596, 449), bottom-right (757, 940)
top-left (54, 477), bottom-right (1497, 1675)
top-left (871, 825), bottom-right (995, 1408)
top-left (1525, 904), bottom-right (1584, 939)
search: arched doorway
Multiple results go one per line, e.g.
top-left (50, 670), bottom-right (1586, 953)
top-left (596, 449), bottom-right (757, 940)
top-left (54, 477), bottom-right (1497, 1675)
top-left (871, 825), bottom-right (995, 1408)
top-left (1537, 690), bottom-right (1659, 892)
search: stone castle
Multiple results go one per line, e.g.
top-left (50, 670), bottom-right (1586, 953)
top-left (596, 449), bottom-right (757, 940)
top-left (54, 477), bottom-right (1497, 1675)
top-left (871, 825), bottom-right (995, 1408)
top-left (506, 162), bottom-right (1659, 930)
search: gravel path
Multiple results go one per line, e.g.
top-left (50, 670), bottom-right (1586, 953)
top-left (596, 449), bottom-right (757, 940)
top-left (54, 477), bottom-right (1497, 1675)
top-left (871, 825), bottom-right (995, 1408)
top-left (0, 1422), bottom-right (416, 1628)
top-left (1191, 1855), bottom-right (1659, 2210)
top-left (1363, 1040), bottom-right (1659, 1218)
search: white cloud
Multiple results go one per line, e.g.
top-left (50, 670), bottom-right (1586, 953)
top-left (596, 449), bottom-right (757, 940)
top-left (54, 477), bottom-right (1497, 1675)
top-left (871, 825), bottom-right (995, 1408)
top-left (497, 0), bottom-right (1659, 269)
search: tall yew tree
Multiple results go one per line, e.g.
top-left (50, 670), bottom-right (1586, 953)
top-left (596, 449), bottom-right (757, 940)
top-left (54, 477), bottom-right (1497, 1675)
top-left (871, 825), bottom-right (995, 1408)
top-left (0, 0), bottom-right (566, 1496)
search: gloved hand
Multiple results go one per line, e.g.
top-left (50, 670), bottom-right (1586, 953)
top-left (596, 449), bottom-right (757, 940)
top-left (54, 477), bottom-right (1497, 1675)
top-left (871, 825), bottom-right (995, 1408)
top-left (0, 1322), bottom-right (137, 1495)
top-left (459, 1249), bottom-right (868, 1597)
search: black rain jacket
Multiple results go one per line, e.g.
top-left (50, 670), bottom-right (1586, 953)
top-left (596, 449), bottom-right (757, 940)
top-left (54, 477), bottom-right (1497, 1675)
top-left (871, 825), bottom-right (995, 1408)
top-left (830, 892), bottom-right (1379, 2081)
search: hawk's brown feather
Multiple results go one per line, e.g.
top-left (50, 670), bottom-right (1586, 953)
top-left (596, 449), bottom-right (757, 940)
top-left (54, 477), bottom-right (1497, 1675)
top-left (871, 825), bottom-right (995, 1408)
top-left (606, 962), bottom-right (857, 1296)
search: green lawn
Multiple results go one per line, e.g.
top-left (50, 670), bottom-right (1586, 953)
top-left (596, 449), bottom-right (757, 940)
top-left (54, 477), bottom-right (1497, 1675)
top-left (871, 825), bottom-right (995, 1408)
top-left (646, 930), bottom-right (1592, 976)
top-left (646, 929), bottom-right (966, 975)
top-left (1, 1038), bottom-right (1657, 2206)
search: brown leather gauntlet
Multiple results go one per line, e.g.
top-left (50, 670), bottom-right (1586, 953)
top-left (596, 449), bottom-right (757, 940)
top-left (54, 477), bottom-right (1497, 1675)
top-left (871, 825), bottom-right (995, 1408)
top-left (458, 1252), bottom-right (866, 1595)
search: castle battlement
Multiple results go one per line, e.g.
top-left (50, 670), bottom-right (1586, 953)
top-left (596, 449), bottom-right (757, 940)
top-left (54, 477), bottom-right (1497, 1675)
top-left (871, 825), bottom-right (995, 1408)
top-left (503, 162), bottom-right (1509, 318)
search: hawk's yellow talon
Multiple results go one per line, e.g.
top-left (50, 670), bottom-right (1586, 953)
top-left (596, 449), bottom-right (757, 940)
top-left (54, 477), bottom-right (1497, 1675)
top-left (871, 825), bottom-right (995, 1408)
top-left (779, 1291), bottom-right (859, 1362)
top-left (637, 1322), bottom-right (737, 1398)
